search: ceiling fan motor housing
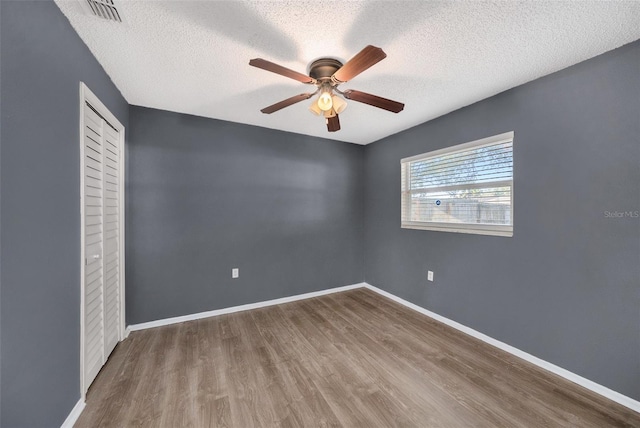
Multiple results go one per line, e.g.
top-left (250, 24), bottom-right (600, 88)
top-left (308, 58), bottom-right (344, 81)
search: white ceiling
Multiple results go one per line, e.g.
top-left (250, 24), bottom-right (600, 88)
top-left (55, 1), bottom-right (640, 145)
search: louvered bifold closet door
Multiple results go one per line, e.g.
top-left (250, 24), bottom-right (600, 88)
top-left (83, 100), bottom-right (121, 390)
top-left (84, 104), bottom-right (106, 386)
top-left (102, 124), bottom-right (120, 357)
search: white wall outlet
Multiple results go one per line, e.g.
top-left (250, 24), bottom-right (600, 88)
top-left (427, 270), bottom-right (434, 282)
top-left (232, 268), bottom-right (239, 279)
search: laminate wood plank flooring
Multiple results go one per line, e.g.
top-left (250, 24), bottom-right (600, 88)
top-left (75, 288), bottom-right (640, 427)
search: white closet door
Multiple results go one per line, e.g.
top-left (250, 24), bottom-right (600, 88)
top-left (102, 124), bottom-right (120, 357)
top-left (82, 99), bottom-right (122, 391)
top-left (84, 104), bottom-right (106, 387)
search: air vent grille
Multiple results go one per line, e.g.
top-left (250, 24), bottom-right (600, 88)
top-left (84, 0), bottom-right (122, 22)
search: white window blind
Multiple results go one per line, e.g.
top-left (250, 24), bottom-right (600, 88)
top-left (401, 132), bottom-right (514, 237)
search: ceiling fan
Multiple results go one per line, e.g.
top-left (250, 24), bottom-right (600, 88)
top-left (249, 45), bottom-right (404, 132)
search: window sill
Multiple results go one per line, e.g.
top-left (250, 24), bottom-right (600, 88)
top-left (401, 222), bottom-right (513, 237)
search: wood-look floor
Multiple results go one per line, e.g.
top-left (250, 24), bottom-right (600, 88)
top-left (75, 288), bottom-right (640, 427)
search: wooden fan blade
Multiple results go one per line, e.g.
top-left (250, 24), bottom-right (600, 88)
top-left (249, 58), bottom-right (316, 84)
top-left (342, 89), bottom-right (404, 113)
top-left (332, 45), bottom-right (387, 83)
top-left (260, 93), bottom-right (314, 114)
top-left (326, 114), bottom-right (341, 132)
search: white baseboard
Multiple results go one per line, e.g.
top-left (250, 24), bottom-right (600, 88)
top-left (362, 282), bottom-right (640, 414)
top-left (127, 282), bottom-right (366, 332)
top-left (60, 398), bottom-right (85, 428)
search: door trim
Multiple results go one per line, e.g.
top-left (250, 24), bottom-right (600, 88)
top-left (79, 82), bottom-right (126, 399)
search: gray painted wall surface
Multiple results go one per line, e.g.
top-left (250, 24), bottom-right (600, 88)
top-left (364, 41), bottom-right (640, 400)
top-left (0, 1), bottom-right (129, 426)
top-left (126, 107), bottom-right (364, 325)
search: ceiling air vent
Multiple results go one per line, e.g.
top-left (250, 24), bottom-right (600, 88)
top-left (81, 0), bottom-right (122, 22)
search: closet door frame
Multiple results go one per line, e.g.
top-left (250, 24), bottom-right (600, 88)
top-left (79, 82), bottom-right (126, 399)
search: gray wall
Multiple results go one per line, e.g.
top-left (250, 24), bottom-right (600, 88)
top-left (364, 41), bottom-right (640, 400)
top-left (126, 107), bottom-right (363, 324)
top-left (0, 1), bottom-right (129, 426)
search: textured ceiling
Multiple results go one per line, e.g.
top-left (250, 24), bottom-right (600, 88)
top-left (54, 1), bottom-right (640, 145)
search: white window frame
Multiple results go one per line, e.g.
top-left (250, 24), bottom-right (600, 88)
top-left (401, 131), bottom-right (514, 237)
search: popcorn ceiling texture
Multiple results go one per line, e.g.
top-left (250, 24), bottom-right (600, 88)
top-left (54, 0), bottom-right (640, 145)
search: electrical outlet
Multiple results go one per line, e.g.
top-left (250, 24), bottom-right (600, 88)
top-left (427, 270), bottom-right (434, 282)
top-left (232, 268), bottom-right (239, 279)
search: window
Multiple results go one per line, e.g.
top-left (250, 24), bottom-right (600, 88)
top-left (401, 132), bottom-right (513, 237)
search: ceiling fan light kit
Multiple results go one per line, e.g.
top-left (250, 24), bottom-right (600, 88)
top-left (249, 45), bottom-right (404, 132)
top-left (324, 108), bottom-right (337, 119)
top-left (331, 95), bottom-right (347, 114)
top-left (317, 89), bottom-right (334, 111)
top-left (308, 101), bottom-right (323, 116)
